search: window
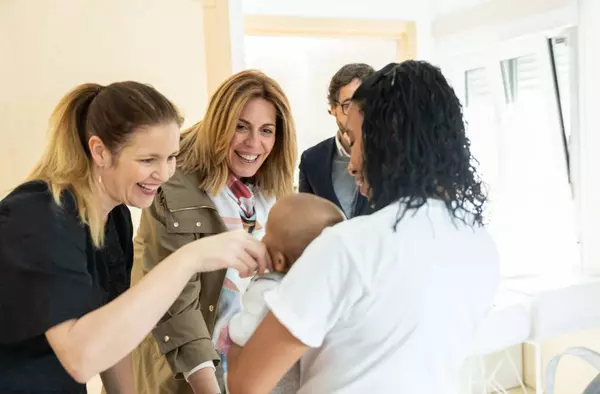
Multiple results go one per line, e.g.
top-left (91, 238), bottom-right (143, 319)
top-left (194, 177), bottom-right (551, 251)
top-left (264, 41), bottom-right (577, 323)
top-left (464, 67), bottom-right (498, 225)
top-left (501, 54), bottom-right (541, 104)
top-left (550, 36), bottom-right (572, 180)
top-left (448, 34), bottom-right (579, 278)
top-left (465, 67), bottom-right (492, 107)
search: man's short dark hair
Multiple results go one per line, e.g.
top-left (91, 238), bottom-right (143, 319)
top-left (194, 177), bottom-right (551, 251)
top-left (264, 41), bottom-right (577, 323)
top-left (328, 63), bottom-right (375, 107)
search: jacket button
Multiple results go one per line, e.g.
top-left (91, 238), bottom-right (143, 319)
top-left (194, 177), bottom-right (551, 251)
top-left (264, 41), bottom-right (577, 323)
top-left (164, 335), bottom-right (170, 343)
top-left (209, 305), bottom-right (215, 312)
top-left (196, 222), bottom-right (202, 227)
top-left (173, 222), bottom-right (179, 228)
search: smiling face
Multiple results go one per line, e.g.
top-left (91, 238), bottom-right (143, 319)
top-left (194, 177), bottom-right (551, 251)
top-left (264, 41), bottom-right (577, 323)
top-left (227, 97), bottom-right (277, 179)
top-left (90, 121), bottom-right (181, 210)
top-left (345, 103), bottom-right (369, 198)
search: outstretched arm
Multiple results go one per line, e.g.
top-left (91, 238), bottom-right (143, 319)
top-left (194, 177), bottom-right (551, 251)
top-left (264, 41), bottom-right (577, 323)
top-left (46, 231), bottom-right (268, 384)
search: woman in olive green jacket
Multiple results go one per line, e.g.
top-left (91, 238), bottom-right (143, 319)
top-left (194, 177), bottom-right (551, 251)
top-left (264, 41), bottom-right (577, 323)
top-left (128, 70), bottom-right (297, 394)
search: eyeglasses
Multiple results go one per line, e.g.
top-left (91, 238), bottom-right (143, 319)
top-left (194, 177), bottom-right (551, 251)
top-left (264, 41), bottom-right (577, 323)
top-left (335, 101), bottom-right (351, 115)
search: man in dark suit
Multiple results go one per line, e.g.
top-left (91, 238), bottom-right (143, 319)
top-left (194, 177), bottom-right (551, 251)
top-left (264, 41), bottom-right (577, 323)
top-left (298, 63), bottom-right (375, 218)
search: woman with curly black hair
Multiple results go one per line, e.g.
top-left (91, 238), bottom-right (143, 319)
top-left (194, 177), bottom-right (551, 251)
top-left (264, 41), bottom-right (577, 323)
top-left (349, 60), bottom-right (488, 226)
top-left (227, 61), bottom-right (501, 394)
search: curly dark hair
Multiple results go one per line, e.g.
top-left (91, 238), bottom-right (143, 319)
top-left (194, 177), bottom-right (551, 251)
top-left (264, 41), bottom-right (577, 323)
top-left (351, 61), bottom-right (487, 228)
top-left (328, 63), bottom-right (375, 107)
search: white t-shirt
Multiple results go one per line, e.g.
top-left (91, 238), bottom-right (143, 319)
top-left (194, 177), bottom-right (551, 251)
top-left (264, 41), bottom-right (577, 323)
top-left (264, 200), bottom-right (500, 394)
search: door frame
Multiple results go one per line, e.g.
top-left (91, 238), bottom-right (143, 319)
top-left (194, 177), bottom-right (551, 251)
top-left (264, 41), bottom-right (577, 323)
top-left (244, 15), bottom-right (417, 62)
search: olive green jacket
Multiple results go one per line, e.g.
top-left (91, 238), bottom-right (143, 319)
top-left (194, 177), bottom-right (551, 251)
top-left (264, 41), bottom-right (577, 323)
top-left (130, 169), bottom-right (228, 394)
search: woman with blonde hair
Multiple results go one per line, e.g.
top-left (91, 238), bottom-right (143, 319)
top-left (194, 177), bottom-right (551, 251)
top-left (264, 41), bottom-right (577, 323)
top-left (130, 70), bottom-right (297, 394)
top-left (0, 82), bottom-right (269, 394)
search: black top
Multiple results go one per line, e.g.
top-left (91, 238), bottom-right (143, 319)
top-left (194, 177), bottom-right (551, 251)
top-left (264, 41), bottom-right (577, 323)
top-left (0, 181), bottom-right (133, 393)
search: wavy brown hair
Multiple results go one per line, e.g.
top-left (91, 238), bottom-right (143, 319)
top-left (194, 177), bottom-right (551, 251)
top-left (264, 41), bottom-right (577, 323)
top-left (178, 70), bottom-right (297, 198)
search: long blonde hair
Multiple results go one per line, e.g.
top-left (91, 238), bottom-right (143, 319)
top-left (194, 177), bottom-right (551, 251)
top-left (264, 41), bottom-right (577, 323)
top-left (27, 82), bottom-right (182, 247)
top-left (178, 70), bottom-right (297, 198)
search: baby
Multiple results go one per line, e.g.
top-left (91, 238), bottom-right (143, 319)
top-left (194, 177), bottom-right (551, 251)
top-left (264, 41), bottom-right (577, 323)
top-left (228, 193), bottom-right (345, 393)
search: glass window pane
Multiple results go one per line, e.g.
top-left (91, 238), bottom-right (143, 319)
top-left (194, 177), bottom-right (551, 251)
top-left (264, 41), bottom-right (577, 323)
top-left (500, 54), bottom-right (540, 104)
top-left (465, 67), bottom-right (491, 107)
top-left (515, 54), bottom-right (541, 100)
top-left (463, 67), bottom-right (497, 225)
top-left (493, 53), bottom-right (577, 276)
top-left (501, 59), bottom-right (517, 104)
top-left (551, 36), bottom-right (572, 144)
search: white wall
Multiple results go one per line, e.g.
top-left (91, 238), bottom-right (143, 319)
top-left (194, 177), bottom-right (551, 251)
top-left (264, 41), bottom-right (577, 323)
top-left (577, 0), bottom-right (600, 275)
top-left (433, 0), bottom-right (576, 60)
top-left (430, 0), bottom-right (490, 16)
top-left (229, 0), bottom-right (247, 73)
top-left (243, 0), bottom-right (426, 20)
top-left (0, 0), bottom-right (208, 200)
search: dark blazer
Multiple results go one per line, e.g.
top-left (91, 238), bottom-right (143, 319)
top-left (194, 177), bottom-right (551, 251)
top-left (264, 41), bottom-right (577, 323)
top-left (298, 136), bottom-right (371, 217)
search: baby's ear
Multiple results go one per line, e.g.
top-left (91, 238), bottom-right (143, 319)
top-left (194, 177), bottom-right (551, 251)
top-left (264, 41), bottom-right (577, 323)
top-left (273, 251), bottom-right (288, 273)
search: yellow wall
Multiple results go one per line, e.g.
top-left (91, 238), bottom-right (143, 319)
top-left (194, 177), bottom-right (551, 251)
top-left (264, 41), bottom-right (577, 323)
top-left (0, 0), bottom-right (209, 198)
top-left (203, 0), bottom-right (238, 96)
top-left (523, 329), bottom-right (600, 393)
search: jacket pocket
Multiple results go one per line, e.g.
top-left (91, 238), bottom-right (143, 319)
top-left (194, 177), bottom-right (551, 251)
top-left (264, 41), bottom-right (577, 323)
top-left (164, 206), bottom-right (225, 235)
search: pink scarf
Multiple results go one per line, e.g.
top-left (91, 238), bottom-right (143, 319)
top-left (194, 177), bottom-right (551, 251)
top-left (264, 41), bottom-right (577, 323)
top-left (225, 174), bottom-right (256, 231)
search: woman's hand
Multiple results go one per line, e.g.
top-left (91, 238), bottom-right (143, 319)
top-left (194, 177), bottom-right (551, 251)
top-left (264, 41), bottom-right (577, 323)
top-left (179, 230), bottom-right (271, 277)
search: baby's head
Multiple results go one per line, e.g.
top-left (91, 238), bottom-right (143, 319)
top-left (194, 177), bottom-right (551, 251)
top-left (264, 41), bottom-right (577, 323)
top-left (262, 193), bottom-right (345, 274)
